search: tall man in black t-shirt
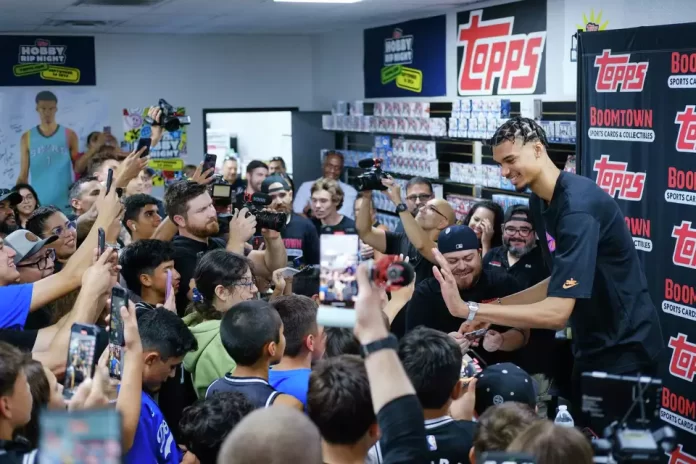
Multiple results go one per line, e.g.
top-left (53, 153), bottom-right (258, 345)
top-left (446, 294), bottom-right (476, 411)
top-left (433, 117), bottom-right (665, 413)
top-left (164, 181), bottom-right (287, 316)
top-left (262, 175), bottom-right (319, 267)
top-left (310, 178), bottom-right (356, 235)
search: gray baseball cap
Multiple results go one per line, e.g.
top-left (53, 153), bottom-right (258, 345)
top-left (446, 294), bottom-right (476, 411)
top-left (5, 230), bottom-right (58, 264)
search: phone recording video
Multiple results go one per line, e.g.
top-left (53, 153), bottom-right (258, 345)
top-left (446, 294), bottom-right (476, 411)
top-left (98, 227), bottom-right (105, 257)
top-left (137, 137), bottom-right (151, 158)
top-left (40, 408), bottom-right (122, 464)
top-left (320, 234), bottom-right (359, 308)
top-left (105, 168), bottom-right (114, 195)
top-left (203, 154), bottom-right (217, 177)
top-left (63, 324), bottom-right (99, 399)
top-left (108, 288), bottom-right (128, 380)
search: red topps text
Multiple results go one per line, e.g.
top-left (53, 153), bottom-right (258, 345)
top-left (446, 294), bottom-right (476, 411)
top-left (668, 444), bottom-right (696, 464)
top-left (672, 221), bottom-right (696, 269)
top-left (675, 106), bottom-right (696, 153)
top-left (457, 10), bottom-right (546, 95)
top-left (593, 155), bottom-right (646, 201)
top-left (594, 50), bottom-right (649, 92)
top-left (669, 333), bottom-right (696, 382)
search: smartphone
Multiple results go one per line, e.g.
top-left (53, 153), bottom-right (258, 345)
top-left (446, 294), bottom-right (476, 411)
top-left (108, 287), bottom-right (128, 380)
top-left (97, 227), bottom-right (105, 256)
top-left (319, 234), bottom-right (359, 308)
top-left (316, 306), bottom-right (356, 328)
top-left (202, 153), bottom-right (217, 176)
top-left (103, 125), bottom-right (111, 135)
top-left (40, 408), bottom-right (122, 464)
top-left (63, 324), bottom-right (100, 399)
top-left (136, 137), bottom-right (152, 158)
top-left (464, 328), bottom-right (488, 340)
top-left (165, 269), bottom-right (172, 302)
top-left (105, 168), bottom-right (114, 195)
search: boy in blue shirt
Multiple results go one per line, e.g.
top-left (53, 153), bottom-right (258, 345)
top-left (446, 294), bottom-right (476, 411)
top-left (268, 295), bottom-right (325, 407)
top-left (126, 308), bottom-right (197, 463)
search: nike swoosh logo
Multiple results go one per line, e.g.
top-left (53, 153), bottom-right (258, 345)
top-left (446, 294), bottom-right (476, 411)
top-left (562, 282), bottom-right (578, 289)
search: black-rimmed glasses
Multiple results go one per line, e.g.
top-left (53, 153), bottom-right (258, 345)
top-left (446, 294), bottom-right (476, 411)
top-left (17, 248), bottom-right (56, 270)
top-left (504, 226), bottom-right (533, 238)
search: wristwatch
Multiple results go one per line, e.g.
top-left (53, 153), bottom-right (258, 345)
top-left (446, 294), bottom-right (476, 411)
top-left (395, 203), bottom-right (408, 213)
top-left (466, 301), bottom-right (479, 321)
top-left (360, 334), bottom-right (399, 358)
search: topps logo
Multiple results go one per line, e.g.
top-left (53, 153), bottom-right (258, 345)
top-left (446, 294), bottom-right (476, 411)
top-left (675, 105), bottom-right (696, 153)
top-left (672, 221), bottom-right (696, 269)
top-left (457, 10), bottom-right (546, 95)
top-left (593, 155), bottom-right (646, 201)
top-left (594, 50), bottom-right (649, 92)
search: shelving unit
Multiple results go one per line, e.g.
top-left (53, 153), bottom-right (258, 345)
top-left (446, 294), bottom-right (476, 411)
top-left (328, 100), bottom-right (577, 224)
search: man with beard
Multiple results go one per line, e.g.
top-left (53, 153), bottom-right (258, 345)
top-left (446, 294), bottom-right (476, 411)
top-left (405, 225), bottom-right (527, 366)
top-left (234, 160), bottom-right (269, 210)
top-left (394, 177), bottom-right (434, 234)
top-left (435, 117), bottom-right (664, 420)
top-left (483, 205), bottom-right (548, 290)
top-left (262, 176), bottom-right (319, 267)
top-left (165, 181), bottom-right (287, 316)
top-left (0, 189), bottom-right (22, 237)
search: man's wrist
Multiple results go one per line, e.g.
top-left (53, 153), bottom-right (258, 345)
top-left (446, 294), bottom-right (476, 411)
top-left (355, 327), bottom-right (390, 345)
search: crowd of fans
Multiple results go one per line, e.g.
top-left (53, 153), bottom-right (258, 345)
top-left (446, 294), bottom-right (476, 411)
top-left (0, 113), bottom-right (665, 464)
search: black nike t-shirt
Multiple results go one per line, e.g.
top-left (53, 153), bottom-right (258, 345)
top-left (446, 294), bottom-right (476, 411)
top-left (530, 171), bottom-right (665, 372)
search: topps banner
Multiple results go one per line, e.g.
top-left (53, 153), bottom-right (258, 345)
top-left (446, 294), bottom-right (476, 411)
top-left (363, 15), bottom-right (446, 98)
top-left (577, 23), bottom-right (696, 461)
top-left (0, 36), bottom-right (96, 86)
top-left (456, 0), bottom-right (547, 96)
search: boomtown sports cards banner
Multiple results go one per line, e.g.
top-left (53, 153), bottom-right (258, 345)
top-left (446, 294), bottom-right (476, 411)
top-left (577, 24), bottom-right (696, 461)
top-left (456, 0), bottom-right (547, 96)
top-left (363, 15), bottom-right (446, 98)
top-left (0, 36), bottom-right (96, 86)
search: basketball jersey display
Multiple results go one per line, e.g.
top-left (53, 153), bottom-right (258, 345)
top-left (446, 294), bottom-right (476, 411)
top-left (29, 125), bottom-right (72, 212)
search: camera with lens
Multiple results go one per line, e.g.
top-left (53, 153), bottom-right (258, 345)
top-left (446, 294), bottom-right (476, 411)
top-left (144, 98), bottom-right (192, 132)
top-left (369, 255), bottom-right (414, 291)
top-left (209, 177), bottom-right (232, 209)
top-left (243, 192), bottom-right (287, 232)
top-left (354, 158), bottom-right (388, 192)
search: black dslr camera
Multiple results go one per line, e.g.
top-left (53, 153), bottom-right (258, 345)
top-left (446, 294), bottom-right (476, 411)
top-left (210, 177), bottom-right (233, 209)
top-left (243, 192), bottom-right (287, 232)
top-left (354, 158), bottom-right (388, 192)
top-left (144, 99), bottom-right (192, 132)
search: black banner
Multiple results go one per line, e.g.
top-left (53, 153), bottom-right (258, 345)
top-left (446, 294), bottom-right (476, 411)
top-left (0, 35), bottom-right (96, 86)
top-left (578, 24), bottom-right (696, 461)
top-left (455, 0), bottom-right (546, 96)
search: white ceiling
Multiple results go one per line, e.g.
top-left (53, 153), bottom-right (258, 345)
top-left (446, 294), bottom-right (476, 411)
top-left (0, 0), bottom-right (485, 35)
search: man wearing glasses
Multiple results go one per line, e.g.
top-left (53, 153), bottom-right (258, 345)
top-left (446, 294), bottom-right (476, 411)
top-left (483, 205), bottom-right (548, 290)
top-left (393, 177), bottom-right (434, 234)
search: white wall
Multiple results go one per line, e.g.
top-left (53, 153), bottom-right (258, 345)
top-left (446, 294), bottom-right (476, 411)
top-left (206, 111), bottom-right (293, 174)
top-left (94, 33), bottom-right (313, 162)
top-left (309, 0), bottom-right (696, 107)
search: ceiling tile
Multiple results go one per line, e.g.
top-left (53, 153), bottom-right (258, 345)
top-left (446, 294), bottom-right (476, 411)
top-left (120, 13), bottom-right (216, 28)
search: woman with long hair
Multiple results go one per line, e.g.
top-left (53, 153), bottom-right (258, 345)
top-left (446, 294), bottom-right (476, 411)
top-left (12, 184), bottom-right (40, 228)
top-left (460, 200), bottom-right (504, 256)
top-left (183, 249), bottom-right (258, 397)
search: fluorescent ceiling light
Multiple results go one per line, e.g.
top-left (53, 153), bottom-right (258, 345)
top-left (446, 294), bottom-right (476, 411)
top-left (274, 0), bottom-right (362, 3)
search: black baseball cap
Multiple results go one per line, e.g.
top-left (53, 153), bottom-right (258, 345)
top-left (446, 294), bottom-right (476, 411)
top-left (437, 225), bottom-right (480, 254)
top-left (504, 204), bottom-right (532, 225)
top-left (261, 175), bottom-right (292, 194)
top-left (0, 189), bottom-right (22, 205)
top-left (474, 362), bottom-right (537, 415)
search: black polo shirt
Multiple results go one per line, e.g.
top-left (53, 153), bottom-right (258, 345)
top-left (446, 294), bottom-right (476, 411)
top-left (483, 244), bottom-right (554, 375)
top-left (384, 231), bottom-right (435, 338)
top-left (404, 270), bottom-right (521, 366)
top-left (483, 244), bottom-right (548, 290)
top-left (530, 171), bottom-right (664, 373)
top-left (171, 235), bottom-right (226, 317)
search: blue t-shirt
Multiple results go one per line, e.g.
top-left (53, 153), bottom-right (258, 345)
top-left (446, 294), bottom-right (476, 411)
top-left (268, 368), bottom-right (311, 407)
top-left (0, 284), bottom-right (33, 330)
top-left (124, 390), bottom-right (181, 464)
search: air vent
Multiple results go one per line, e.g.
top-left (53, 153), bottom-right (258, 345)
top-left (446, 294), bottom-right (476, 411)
top-left (43, 19), bottom-right (122, 27)
top-left (72, 0), bottom-right (166, 6)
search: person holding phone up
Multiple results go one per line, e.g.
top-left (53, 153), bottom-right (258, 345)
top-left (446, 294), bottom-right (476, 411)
top-left (404, 225), bottom-right (528, 367)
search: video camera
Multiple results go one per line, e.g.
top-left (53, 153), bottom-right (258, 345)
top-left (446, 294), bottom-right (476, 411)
top-left (581, 372), bottom-right (677, 463)
top-left (210, 177), bottom-right (233, 209)
top-left (368, 255), bottom-right (414, 291)
top-left (243, 192), bottom-right (286, 232)
top-left (354, 158), bottom-right (388, 192)
top-left (144, 98), bottom-right (192, 132)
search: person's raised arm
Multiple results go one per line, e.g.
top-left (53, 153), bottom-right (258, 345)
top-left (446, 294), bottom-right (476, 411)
top-left (226, 208), bottom-right (256, 255)
top-left (32, 248), bottom-right (120, 375)
top-left (73, 132), bottom-right (105, 175)
top-left (355, 192), bottom-right (387, 253)
top-left (258, 229), bottom-right (287, 278)
top-left (116, 301), bottom-right (144, 452)
top-left (113, 147), bottom-right (149, 189)
top-left (17, 132), bottom-right (30, 184)
top-left (30, 188), bottom-right (123, 311)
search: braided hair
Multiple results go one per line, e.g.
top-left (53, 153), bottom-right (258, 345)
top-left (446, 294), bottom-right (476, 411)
top-left (489, 117), bottom-right (549, 149)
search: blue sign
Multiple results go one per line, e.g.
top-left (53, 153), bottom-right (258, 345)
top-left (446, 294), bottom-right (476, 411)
top-left (0, 35), bottom-right (96, 86)
top-left (364, 15), bottom-right (446, 98)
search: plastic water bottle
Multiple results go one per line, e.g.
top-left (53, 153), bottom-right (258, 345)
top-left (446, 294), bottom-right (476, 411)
top-left (554, 405), bottom-right (575, 427)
